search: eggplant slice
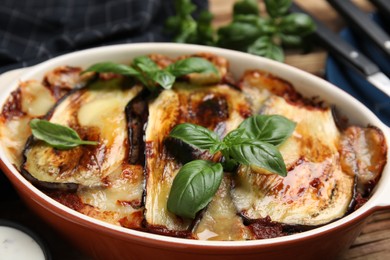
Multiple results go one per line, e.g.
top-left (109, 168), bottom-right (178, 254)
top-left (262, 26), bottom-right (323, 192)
top-left (21, 78), bottom-right (143, 191)
top-left (231, 93), bottom-right (355, 226)
top-left (144, 83), bottom-right (251, 235)
top-left (193, 174), bottom-right (254, 240)
top-left (0, 80), bottom-right (58, 167)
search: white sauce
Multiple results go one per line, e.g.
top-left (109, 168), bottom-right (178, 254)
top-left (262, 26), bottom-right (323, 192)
top-left (0, 226), bottom-right (46, 260)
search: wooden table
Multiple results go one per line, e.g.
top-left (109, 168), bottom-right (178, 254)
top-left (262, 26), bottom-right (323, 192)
top-left (1, 1), bottom-right (389, 259)
top-left (210, 0), bottom-right (390, 259)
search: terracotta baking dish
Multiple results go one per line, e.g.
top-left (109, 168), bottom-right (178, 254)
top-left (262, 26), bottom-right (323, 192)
top-left (0, 43), bottom-right (389, 260)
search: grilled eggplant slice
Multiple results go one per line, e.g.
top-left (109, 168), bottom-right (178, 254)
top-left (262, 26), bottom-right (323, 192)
top-left (21, 78), bottom-right (142, 190)
top-left (340, 126), bottom-right (387, 195)
top-left (144, 83), bottom-right (251, 235)
top-left (0, 80), bottom-right (57, 167)
top-left (231, 94), bottom-right (355, 226)
top-left (193, 174), bottom-right (253, 240)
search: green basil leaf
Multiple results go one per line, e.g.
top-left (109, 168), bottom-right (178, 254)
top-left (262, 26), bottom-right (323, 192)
top-left (233, 15), bottom-right (275, 34)
top-left (223, 128), bottom-right (246, 146)
top-left (217, 22), bottom-right (263, 51)
top-left (175, 0), bottom-right (196, 16)
top-left (209, 142), bottom-right (227, 155)
top-left (149, 70), bottom-right (176, 89)
top-left (29, 119), bottom-right (98, 150)
top-left (82, 62), bottom-right (139, 76)
top-left (196, 11), bottom-right (216, 46)
top-left (279, 13), bottom-right (316, 36)
top-left (264, 0), bottom-right (292, 18)
top-left (247, 37), bottom-right (284, 62)
top-left (175, 19), bottom-right (198, 43)
top-left (165, 16), bottom-right (181, 31)
top-left (280, 34), bottom-right (303, 47)
top-left (167, 160), bottom-right (223, 219)
top-left (166, 57), bottom-right (219, 78)
top-left (133, 56), bottom-right (159, 72)
top-left (165, 0), bottom-right (198, 43)
top-left (170, 123), bottom-right (220, 150)
top-left (233, 0), bottom-right (259, 16)
top-left (228, 140), bottom-right (287, 176)
top-left (238, 115), bottom-right (296, 146)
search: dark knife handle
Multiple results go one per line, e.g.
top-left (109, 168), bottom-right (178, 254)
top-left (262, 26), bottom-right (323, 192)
top-left (290, 3), bottom-right (379, 76)
top-left (327, 0), bottom-right (390, 57)
top-left (369, 0), bottom-right (390, 17)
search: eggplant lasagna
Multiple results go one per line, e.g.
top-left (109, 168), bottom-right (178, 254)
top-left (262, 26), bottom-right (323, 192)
top-left (0, 53), bottom-right (387, 240)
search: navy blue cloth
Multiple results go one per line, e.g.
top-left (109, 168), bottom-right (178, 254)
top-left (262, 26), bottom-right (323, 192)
top-left (0, 0), bottom-right (208, 73)
top-left (325, 13), bottom-right (390, 126)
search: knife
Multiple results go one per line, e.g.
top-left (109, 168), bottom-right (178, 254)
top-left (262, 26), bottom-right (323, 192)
top-left (368, 0), bottom-right (390, 17)
top-left (289, 3), bottom-right (390, 98)
top-left (326, 0), bottom-right (390, 59)
top-left (369, 0), bottom-right (390, 24)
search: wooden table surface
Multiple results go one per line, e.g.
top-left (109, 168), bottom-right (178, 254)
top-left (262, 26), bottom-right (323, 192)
top-left (210, 0), bottom-right (390, 259)
top-left (1, 1), bottom-right (389, 259)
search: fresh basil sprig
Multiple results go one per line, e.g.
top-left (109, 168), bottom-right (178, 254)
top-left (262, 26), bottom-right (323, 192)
top-left (165, 0), bottom-right (315, 62)
top-left (218, 0), bottom-right (315, 62)
top-left (165, 0), bottom-right (216, 45)
top-left (29, 119), bottom-right (98, 150)
top-left (83, 56), bottom-right (218, 92)
top-left (170, 115), bottom-right (295, 176)
top-left (167, 114), bottom-right (295, 219)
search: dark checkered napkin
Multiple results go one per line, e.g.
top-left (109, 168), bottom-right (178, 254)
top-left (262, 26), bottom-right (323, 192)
top-left (0, 0), bottom-right (208, 73)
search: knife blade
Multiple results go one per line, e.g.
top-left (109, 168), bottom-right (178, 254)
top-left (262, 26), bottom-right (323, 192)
top-left (326, 0), bottom-right (390, 59)
top-left (289, 3), bottom-right (390, 98)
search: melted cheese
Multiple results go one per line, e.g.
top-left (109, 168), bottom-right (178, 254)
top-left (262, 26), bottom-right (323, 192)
top-left (231, 96), bottom-right (354, 226)
top-left (193, 175), bottom-right (253, 240)
top-left (23, 79), bottom-right (142, 186)
top-left (20, 80), bottom-right (56, 117)
top-left (0, 80), bottom-right (57, 167)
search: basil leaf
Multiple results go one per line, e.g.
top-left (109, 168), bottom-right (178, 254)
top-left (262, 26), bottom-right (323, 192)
top-left (228, 140), bottom-right (287, 176)
top-left (223, 128), bottom-right (246, 146)
top-left (149, 70), bottom-right (176, 89)
top-left (233, 0), bottom-right (259, 16)
top-left (264, 0), bottom-right (292, 18)
top-left (217, 22), bottom-right (263, 51)
top-left (196, 11), bottom-right (216, 46)
top-left (133, 56), bottom-right (159, 71)
top-left (247, 37), bottom-right (284, 62)
top-left (29, 119), bottom-right (98, 150)
top-left (82, 62), bottom-right (139, 76)
top-left (170, 123), bottom-right (220, 150)
top-left (233, 15), bottom-right (275, 34)
top-left (280, 34), bottom-right (303, 47)
top-left (134, 57), bottom-right (172, 89)
top-left (279, 13), bottom-right (316, 36)
top-left (238, 115), bottom-right (295, 146)
top-left (166, 57), bottom-right (219, 78)
top-left (167, 160), bottom-right (223, 219)
top-left (209, 142), bottom-right (227, 155)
